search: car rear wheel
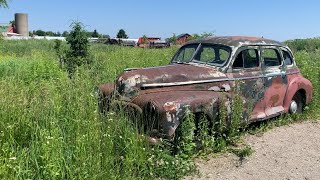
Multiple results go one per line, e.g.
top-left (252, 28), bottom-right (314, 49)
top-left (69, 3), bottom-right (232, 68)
top-left (289, 92), bottom-right (303, 114)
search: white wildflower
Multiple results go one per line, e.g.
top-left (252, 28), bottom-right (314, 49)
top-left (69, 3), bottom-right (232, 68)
top-left (9, 157), bottom-right (16, 160)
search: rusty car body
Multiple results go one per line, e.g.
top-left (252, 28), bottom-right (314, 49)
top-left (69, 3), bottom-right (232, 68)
top-left (97, 36), bottom-right (313, 142)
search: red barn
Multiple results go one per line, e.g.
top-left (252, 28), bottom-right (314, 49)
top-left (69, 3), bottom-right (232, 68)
top-left (176, 33), bottom-right (191, 45)
top-left (138, 37), bottom-right (161, 45)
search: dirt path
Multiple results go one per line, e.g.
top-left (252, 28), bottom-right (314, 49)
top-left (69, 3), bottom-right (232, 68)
top-left (187, 120), bottom-right (320, 180)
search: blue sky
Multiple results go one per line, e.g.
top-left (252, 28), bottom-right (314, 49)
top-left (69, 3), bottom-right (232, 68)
top-left (0, 0), bottom-right (319, 41)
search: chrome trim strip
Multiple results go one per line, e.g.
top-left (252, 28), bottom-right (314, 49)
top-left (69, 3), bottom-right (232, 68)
top-left (141, 78), bottom-right (230, 88)
top-left (142, 76), bottom-right (263, 88)
top-left (286, 71), bottom-right (300, 75)
top-left (234, 75), bottom-right (264, 80)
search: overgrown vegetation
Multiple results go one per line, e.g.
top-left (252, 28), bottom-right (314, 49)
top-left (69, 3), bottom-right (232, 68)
top-left (285, 37), bottom-right (320, 52)
top-left (0, 35), bottom-right (319, 179)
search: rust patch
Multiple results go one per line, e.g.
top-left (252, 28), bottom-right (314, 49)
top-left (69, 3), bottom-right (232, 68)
top-left (97, 36), bottom-right (313, 141)
top-left (270, 94), bottom-right (280, 106)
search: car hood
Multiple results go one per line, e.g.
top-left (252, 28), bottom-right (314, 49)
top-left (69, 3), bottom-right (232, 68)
top-left (116, 63), bottom-right (227, 98)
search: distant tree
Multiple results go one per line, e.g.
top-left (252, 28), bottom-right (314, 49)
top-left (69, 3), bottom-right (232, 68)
top-left (66, 22), bottom-right (89, 59)
top-left (30, 30), bottom-right (63, 37)
top-left (0, 0), bottom-right (8, 8)
top-left (188, 31), bottom-right (214, 40)
top-left (168, 33), bottom-right (177, 44)
top-left (116, 29), bottom-right (128, 39)
top-left (46, 31), bottom-right (55, 36)
top-left (64, 22), bottom-right (90, 77)
top-left (187, 33), bottom-right (200, 41)
top-left (35, 30), bottom-right (46, 36)
top-left (100, 34), bottom-right (110, 38)
top-left (200, 31), bottom-right (214, 38)
top-left (92, 29), bottom-right (99, 38)
top-left (9, 20), bottom-right (15, 26)
top-left (62, 31), bottom-right (69, 37)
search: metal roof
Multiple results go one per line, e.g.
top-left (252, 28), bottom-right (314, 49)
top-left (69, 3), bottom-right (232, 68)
top-left (176, 33), bottom-right (191, 39)
top-left (186, 36), bottom-right (284, 47)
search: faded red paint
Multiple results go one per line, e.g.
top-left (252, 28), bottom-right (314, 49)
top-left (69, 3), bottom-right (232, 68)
top-left (138, 37), bottom-right (161, 44)
top-left (230, 36), bottom-right (265, 41)
top-left (97, 36), bottom-right (313, 142)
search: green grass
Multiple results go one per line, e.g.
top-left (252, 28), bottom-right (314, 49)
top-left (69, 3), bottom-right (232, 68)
top-left (0, 39), bottom-right (319, 179)
top-left (0, 40), bottom-right (181, 179)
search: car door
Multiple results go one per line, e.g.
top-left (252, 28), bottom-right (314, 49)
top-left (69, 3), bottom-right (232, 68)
top-left (228, 46), bottom-right (266, 122)
top-left (261, 46), bottom-right (288, 117)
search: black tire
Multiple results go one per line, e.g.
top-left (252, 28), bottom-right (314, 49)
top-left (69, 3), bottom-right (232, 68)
top-left (289, 92), bottom-right (303, 114)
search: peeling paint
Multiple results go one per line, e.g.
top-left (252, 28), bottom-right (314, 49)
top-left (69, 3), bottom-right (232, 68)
top-left (98, 36), bottom-right (313, 141)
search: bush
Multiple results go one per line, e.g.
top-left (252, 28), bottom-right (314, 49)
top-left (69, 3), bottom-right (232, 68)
top-left (54, 22), bottom-right (91, 77)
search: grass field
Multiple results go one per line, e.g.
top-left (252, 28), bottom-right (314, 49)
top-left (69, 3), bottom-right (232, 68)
top-left (0, 39), bottom-right (319, 179)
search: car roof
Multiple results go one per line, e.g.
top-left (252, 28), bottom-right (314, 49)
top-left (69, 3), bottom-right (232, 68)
top-left (185, 36), bottom-right (285, 48)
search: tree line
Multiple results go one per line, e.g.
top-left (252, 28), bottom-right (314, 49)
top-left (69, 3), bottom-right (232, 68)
top-left (29, 29), bottom-right (130, 38)
top-left (29, 29), bottom-right (110, 38)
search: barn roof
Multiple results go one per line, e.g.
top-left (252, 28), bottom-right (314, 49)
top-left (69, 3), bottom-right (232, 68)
top-left (176, 33), bottom-right (191, 39)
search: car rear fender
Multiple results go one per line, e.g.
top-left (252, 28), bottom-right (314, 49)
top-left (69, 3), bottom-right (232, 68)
top-left (283, 75), bottom-right (313, 112)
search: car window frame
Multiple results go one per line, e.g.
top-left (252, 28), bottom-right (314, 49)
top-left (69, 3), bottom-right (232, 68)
top-left (279, 47), bottom-right (295, 67)
top-left (260, 46), bottom-right (283, 68)
top-left (231, 46), bottom-right (261, 72)
top-left (171, 43), bottom-right (201, 63)
top-left (171, 43), bottom-right (232, 67)
top-left (192, 43), bottom-right (232, 66)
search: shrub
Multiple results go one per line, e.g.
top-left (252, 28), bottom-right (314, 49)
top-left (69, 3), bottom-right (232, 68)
top-left (56, 21), bottom-right (91, 77)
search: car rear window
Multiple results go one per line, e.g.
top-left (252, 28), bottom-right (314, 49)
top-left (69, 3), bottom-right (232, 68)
top-left (282, 50), bottom-right (293, 65)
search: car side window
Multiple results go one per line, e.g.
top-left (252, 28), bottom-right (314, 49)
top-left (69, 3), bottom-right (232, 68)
top-left (199, 46), bottom-right (215, 62)
top-left (262, 48), bottom-right (282, 66)
top-left (193, 44), bottom-right (230, 65)
top-left (282, 50), bottom-right (293, 65)
top-left (233, 49), bottom-right (259, 69)
top-left (219, 49), bottom-right (229, 61)
top-left (198, 48), bottom-right (229, 62)
top-left (176, 44), bottom-right (198, 62)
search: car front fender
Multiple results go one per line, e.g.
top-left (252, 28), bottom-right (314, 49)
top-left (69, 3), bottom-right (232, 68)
top-left (132, 91), bottom-right (225, 137)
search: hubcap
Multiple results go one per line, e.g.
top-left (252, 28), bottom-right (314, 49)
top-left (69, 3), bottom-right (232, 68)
top-left (289, 100), bottom-right (298, 113)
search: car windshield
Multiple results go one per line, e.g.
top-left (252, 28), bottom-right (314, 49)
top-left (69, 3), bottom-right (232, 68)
top-left (172, 43), bottom-right (231, 66)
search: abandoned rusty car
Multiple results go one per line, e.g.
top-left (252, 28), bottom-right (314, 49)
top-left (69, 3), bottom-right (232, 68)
top-left (97, 36), bottom-right (313, 143)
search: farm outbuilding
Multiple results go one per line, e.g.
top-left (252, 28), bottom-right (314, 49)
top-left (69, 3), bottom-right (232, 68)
top-left (137, 37), bottom-right (161, 45)
top-left (0, 23), bottom-right (15, 36)
top-left (176, 33), bottom-right (191, 45)
top-left (0, 13), bottom-right (29, 37)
